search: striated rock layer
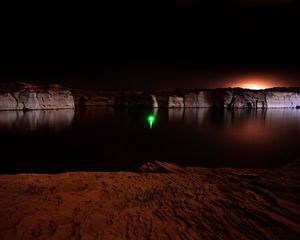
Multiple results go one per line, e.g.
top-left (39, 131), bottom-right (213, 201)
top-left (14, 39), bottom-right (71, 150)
top-left (1, 83), bottom-right (299, 109)
top-left (73, 88), bottom-right (300, 109)
top-left (0, 83), bottom-right (75, 110)
top-left (0, 161), bottom-right (299, 240)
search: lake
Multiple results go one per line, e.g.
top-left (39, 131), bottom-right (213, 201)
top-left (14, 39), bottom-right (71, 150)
top-left (0, 107), bottom-right (299, 173)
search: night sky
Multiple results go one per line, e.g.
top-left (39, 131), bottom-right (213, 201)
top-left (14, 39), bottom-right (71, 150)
top-left (1, 0), bottom-right (300, 89)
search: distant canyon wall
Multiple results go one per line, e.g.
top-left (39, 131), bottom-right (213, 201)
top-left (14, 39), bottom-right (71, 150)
top-left (73, 88), bottom-right (300, 109)
top-left (0, 83), bottom-right (75, 110)
top-left (1, 84), bottom-right (300, 110)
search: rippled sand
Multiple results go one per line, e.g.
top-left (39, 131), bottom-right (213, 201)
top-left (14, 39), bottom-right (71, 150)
top-left (0, 161), bottom-right (299, 240)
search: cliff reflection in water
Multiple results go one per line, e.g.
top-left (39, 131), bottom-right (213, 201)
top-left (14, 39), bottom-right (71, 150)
top-left (167, 108), bottom-right (300, 168)
top-left (169, 108), bottom-right (300, 131)
top-left (0, 107), bottom-right (299, 173)
top-left (0, 109), bottom-right (75, 133)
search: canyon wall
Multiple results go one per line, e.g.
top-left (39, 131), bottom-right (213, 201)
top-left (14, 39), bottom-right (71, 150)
top-left (73, 88), bottom-right (300, 109)
top-left (265, 91), bottom-right (300, 108)
top-left (1, 83), bottom-right (299, 110)
top-left (0, 83), bottom-right (75, 110)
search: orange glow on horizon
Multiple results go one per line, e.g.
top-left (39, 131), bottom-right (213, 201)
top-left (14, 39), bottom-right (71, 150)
top-left (227, 74), bottom-right (282, 90)
top-left (240, 83), bottom-right (266, 90)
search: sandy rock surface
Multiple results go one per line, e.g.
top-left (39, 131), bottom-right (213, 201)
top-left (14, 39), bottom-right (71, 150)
top-left (0, 161), bottom-right (299, 240)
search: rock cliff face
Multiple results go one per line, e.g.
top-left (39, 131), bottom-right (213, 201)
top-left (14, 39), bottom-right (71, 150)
top-left (72, 89), bottom-right (114, 107)
top-left (73, 88), bottom-right (300, 109)
top-left (184, 91), bottom-right (213, 108)
top-left (223, 89), bottom-right (267, 109)
top-left (1, 83), bottom-right (299, 110)
top-left (0, 83), bottom-right (75, 110)
top-left (266, 91), bottom-right (300, 108)
top-left (168, 96), bottom-right (184, 108)
top-left (114, 91), bottom-right (153, 107)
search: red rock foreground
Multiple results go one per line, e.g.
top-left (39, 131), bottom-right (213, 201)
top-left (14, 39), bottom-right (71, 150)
top-left (0, 161), bottom-right (299, 240)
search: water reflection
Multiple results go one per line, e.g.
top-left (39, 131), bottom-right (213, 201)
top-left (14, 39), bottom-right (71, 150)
top-left (168, 108), bottom-right (300, 131)
top-left (168, 108), bottom-right (184, 122)
top-left (0, 109), bottom-right (75, 133)
top-left (167, 108), bottom-right (300, 168)
top-left (0, 107), bottom-right (299, 172)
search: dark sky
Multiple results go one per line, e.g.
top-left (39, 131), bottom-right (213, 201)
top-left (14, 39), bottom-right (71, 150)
top-left (0, 0), bottom-right (300, 89)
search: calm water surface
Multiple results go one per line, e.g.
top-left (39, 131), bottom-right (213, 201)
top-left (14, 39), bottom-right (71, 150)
top-left (0, 107), bottom-right (299, 173)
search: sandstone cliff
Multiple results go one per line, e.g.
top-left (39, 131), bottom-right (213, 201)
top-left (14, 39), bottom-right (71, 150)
top-left (1, 84), bottom-right (299, 110)
top-left (73, 88), bottom-right (300, 109)
top-left (0, 83), bottom-right (75, 110)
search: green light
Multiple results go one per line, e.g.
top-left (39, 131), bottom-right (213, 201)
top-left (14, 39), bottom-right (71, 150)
top-left (148, 115), bottom-right (155, 122)
top-left (148, 115), bottom-right (156, 128)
